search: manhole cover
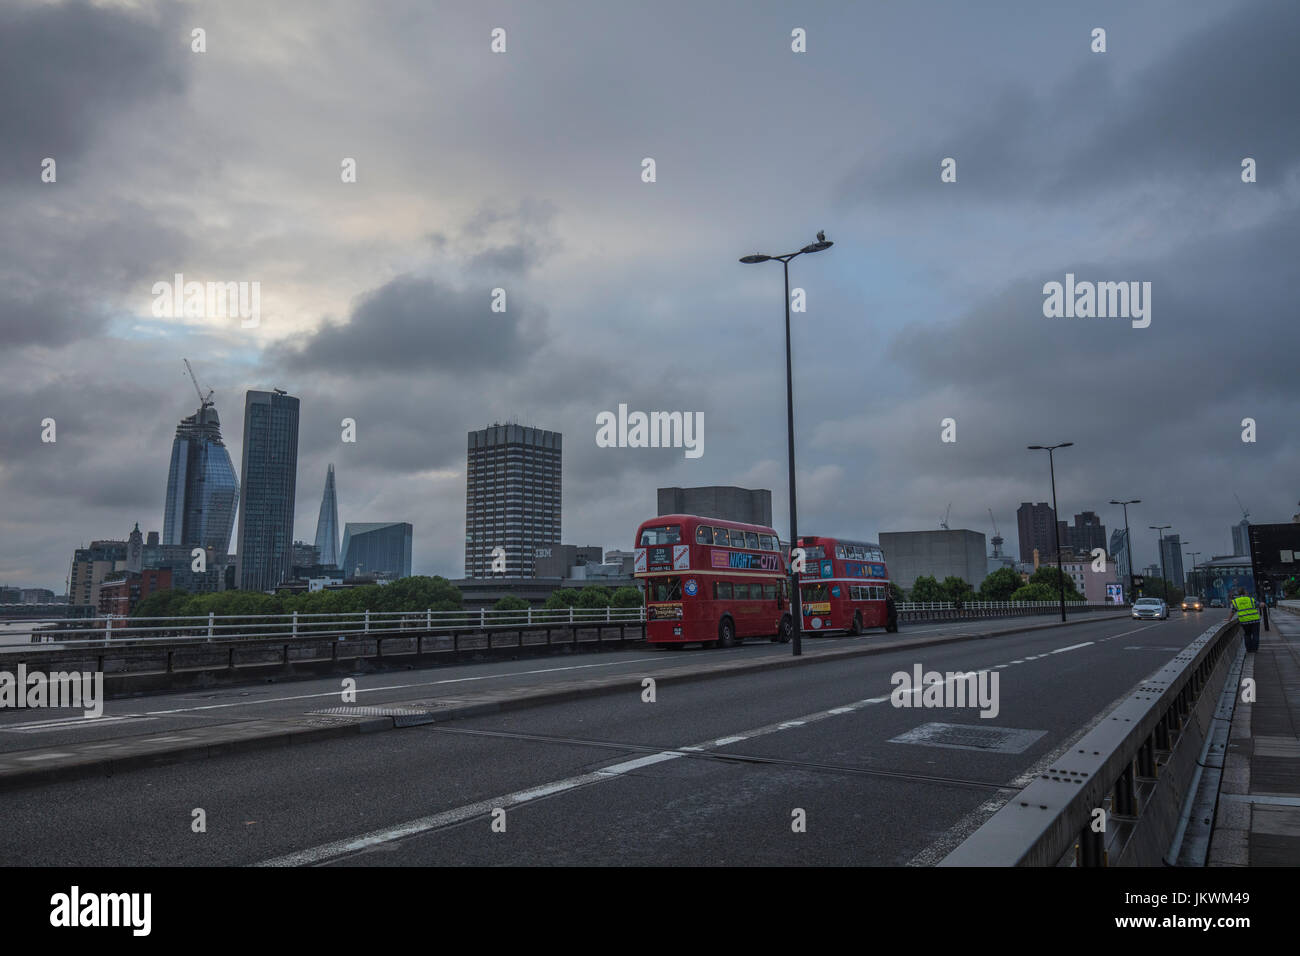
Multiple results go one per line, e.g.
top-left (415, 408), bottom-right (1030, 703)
top-left (889, 722), bottom-right (1045, 754)
top-left (309, 705), bottom-right (430, 717)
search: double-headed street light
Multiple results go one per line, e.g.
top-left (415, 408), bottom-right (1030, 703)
top-left (1109, 499), bottom-right (1141, 601)
top-left (1150, 525), bottom-right (1172, 602)
top-left (1028, 442), bottom-right (1073, 622)
top-left (740, 232), bottom-right (833, 657)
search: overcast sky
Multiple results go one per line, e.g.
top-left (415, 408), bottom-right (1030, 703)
top-left (2, 0), bottom-right (1296, 591)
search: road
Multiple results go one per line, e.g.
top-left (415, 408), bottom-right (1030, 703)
top-left (0, 610), bottom-right (1222, 866)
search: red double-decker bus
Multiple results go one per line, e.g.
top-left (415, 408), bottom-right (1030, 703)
top-left (634, 514), bottom-right (793, 647)
top-left (795, 536), bottom-right (898, 635)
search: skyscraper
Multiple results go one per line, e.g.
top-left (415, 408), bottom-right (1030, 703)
top-left (162, 399), bottom-right (239, 556)
top-left (1017, 502), bottom-right (1056, 562)
top-left (314, 463), bottom-right (340, 568)
top-left (235, 389), bottom-right (300, 592)
top-left (464, 424), bottom-right (561, 577)
top-left (1231, 519), bottom-right (1250, 556)
top-left (1159, 533), bottom-right (1185, 588)
top-left (1110, 527), bottom-right (1131, 585)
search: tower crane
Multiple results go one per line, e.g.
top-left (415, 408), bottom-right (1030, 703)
top-left (940, 503), bottom-right (951, 530)
top-left (183, 358), bottom-right (214, 409)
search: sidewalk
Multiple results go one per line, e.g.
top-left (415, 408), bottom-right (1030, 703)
top-left (1208, 606), bottom-right (1300, 866)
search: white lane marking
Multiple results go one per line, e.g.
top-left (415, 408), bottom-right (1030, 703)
top-left (1051, 642), bottom-right (1094, 654)
top-left (258, 690), bottom-right (902, 867)
top-left (0, 715), bottom-right (158, 733)
top-left (15, 752), bottom-right (74, 761)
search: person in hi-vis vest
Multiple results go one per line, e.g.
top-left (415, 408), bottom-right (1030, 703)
top-left (1229, 588), bottom-right (1261, 653)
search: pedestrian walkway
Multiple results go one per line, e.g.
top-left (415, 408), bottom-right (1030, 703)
top-left (1208, 604), bottom-right (1300, 865)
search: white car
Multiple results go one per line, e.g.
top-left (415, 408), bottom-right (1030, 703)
top-left (1132, 597), bottom-right (1169, 620)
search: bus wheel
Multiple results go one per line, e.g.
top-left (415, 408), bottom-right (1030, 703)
top-left (776, 615), bottom-right (793, 643)
top-left (718, 618), bottom-right (736, 648)
top-left (849, 612), bottom-right (863, 636)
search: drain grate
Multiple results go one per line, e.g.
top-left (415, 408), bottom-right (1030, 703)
top-left (889, 722), bottom-right (1045, 754)
top-left (310, 705), bottom-right (429, 717)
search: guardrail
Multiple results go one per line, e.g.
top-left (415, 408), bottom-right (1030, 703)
top-left (897, 600), bottom-right (1117, 622)
top-left (940, 616), bottom-right (1240, 866)
top-left (8, 605), bottom-right (645, 648)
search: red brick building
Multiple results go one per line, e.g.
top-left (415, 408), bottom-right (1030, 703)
top-left (97, 568), bottom-right (173, 617)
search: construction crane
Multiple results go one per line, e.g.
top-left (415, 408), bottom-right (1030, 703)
top-left (1234, 493), bottom-right (1249, 521)
top-left (940, 503), bottom-right (951, 530)
top-left (988, 509), bottom-right (1004, 558)
top-left (183, 358), bottom-right (214, 409)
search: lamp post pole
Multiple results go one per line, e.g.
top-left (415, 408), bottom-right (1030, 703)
top-left (1150, 525), bottom-right (1171, 603)
top-left (1029, 442), bottom-right (1073, 622)
top-left (741, 233), bottom-right (833, 656)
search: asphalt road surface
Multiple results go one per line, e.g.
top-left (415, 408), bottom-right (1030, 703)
top-left (0, 610), bottom-right (1224, 866)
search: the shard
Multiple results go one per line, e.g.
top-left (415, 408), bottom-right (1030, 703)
top-left (314, 463), bottom-right (340, 568)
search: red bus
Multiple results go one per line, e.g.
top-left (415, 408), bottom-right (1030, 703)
top-left (634, 514), bottom-right (793, 647)
top-left (795, 536), bottom-right (898, 635)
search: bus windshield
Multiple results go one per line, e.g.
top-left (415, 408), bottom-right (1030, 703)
top-left (639, 525), bottom-right (682, 546)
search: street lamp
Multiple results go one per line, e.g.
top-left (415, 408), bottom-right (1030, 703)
top-left (1186, 550), bottom-right (1200, 597)
top-left (740, 232), bottom-right (833, 656)
top-left (1150, 525), bottom-right (1172, 603)
top-left (1109, 499), bottom-right (1140, 601)
top-left (1029, 442), bottom-right (1073, 622)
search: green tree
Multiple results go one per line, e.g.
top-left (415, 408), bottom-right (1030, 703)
top-left (941, 576), bottom-right (974, 605)
top-left (492, 595), bottom-right (531, 625)
top-left (1028, 566), bottom-right (1084, 602)
top-left (575, 586), bottom-right (612, 610)
top-left (611, 586), bottom-right (643, 609)
top-left (888, 582), bottom-right (904, 604)
top-left (544, 588), bottom-right (581, 610)
top-left (978, 567), bottom-right (1023, 602)
top-left (910, 575), bottom-right (945, 603)
top-left (132, 588), bottom-right (192, 619)
top-left (1010, 583), bottom-right (1058, 603)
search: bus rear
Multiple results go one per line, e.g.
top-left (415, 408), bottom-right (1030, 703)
top-left (796, 535), bottom-right (897, 635)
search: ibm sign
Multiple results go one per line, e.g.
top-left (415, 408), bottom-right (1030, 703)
top-left (535, 548), bottom-right (552, 558)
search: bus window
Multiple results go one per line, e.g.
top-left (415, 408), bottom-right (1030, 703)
top-left (802, 583), bottom-right (830, 602)
top-left (835, 544), bottom-right (846, 559)
top-left (734, 583), bottom-right (750, 599)
top-left (744, 531), bottom-right (759, 550)
top-left (651, 577), bottom-right (682, 601)
top-left (764, 584), bottom-right (777, 600)
top-left (713, 527), bottom-right (731, 547)
top-left (695, 525), bottom-right (712, 545)
top-left (640, 525), bottom-right (682, 546)
top-left (759, 534), bottom-right (775, 551)
top-left (715, 581), bottom-right (733, 599)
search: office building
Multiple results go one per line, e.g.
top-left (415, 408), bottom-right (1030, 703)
top-left (235, 389), bottom-right (300, 592)
top-left (314, 463), bottom-right (340, 568)
top-left (1110, 528), bottom-right (1132, 586)
top-left (464, 424), bottom-right (561, 578)
top-left (534, 545), bottom-right (604, 579)
top-left (1231, 519), bottom-right (1251, 558)
top-left (98, 568), bottom-right (172, 617)
top-left (1159, 533), bottom-right (1185, 588)
top-left (68, 539), bottom-right (128, 608)
top-left (292, 541), bottom-right (320, 568)
top-left (340, 522), bottom-right (413, 579)
top-left (1017, 502), bottom-right (1056, 563)
top-left (162, 395), bottom-right (239, 556)
top-left (657, 486), bottom-right (772, 527)
top-left (1060, 554), bottom-right (1118, 604)
top-left (1067, 511), bottom-right (1107, 554)
top-left (879, 529), bottom-right (987, 590)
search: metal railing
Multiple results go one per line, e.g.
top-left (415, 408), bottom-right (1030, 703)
top-left (7, 605), bottom-right (646, 648)
top-left (939, 617), bottom-right (1240, 866)
top-left (896, 600), bottom-right (1113, 612)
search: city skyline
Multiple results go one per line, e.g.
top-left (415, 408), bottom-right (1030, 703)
top-left (2, 0), bottom-right (1297, 594)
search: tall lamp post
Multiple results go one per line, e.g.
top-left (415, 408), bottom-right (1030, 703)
top-left (1110, 498), bottom-right (1140, 601)
top-left (740, 231), bottom-right (833, 656)
top-left (1150, 525), bottom-right (1171, 603)
top-left (1029, 442), bottom-right (1073, 622)
top-left (1187, 550), bottom-right (1200, 596)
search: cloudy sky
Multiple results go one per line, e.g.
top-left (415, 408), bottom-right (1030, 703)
top-left (2, 0), bottom-right (1296, 591)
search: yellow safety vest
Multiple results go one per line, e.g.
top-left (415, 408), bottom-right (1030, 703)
top-left (1232, 595), bottom-right (1260, 622)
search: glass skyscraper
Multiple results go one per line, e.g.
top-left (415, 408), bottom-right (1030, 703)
top-left (340, 522), bottom-right (412, 578)
top-left (235, 389), bottom-right (300, 592)
top-left (162, 402), bottom-right (239, 556)
top-left (314, 463), bottom-right (340, 568)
